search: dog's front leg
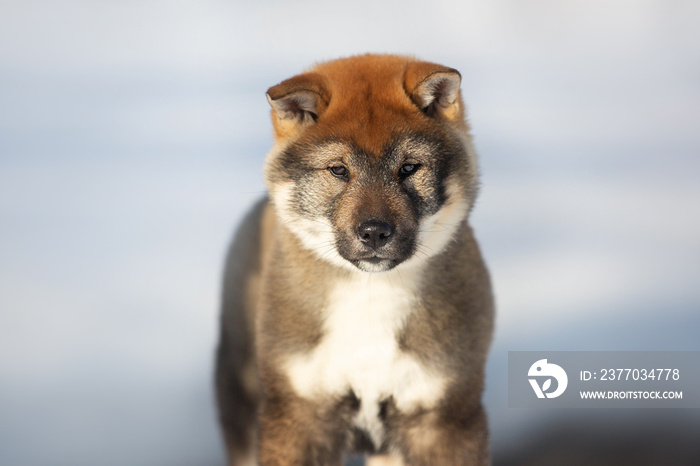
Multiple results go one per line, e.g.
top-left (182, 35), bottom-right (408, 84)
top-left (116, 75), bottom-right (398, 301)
top-left (257, 394), bottom-right (348, 466)
top-left (389, 402), bottom-right (490, 466)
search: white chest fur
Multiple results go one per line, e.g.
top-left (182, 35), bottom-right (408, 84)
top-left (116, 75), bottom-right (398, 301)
top-left (284, 271), bottom-right (446, 447)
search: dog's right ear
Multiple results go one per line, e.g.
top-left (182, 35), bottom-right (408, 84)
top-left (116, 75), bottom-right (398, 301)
top-left (266, 72), bottom-right (329, 140)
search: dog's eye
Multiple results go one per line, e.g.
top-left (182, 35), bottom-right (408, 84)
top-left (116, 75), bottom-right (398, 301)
top-left (398, 163), bottom-right (420, 178)
top-left (328, 165), bottom-right (349, 179)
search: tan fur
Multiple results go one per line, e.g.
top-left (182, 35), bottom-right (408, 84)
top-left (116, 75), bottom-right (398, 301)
top-left (366, 455), bottom-right (405, 466)
top-left (216, 54), bottom-right (494, 465)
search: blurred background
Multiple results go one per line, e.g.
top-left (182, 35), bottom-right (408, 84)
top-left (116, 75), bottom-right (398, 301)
top-left (1, 1), bottom-right (699, 465)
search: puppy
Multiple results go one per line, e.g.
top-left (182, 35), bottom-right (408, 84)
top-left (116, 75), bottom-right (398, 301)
top-left (216, 54), bottom-right (494, 466)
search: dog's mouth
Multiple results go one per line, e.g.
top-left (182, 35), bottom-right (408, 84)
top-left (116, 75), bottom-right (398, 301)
top-left (362, 256), bottom-right (386, 264)
top-left (334, 227), bottom-right (417, 273)
top-left (350, 255), bottom-right (399, 272)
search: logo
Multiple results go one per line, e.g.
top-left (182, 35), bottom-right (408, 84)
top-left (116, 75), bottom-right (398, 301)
top-left (528, 359), bottom-right (568, 399)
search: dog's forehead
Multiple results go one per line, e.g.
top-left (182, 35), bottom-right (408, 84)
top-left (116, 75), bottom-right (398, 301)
top-left (390, 137), bottom-right (438, 158)
top-left (303, 61), bottom-right (438, 154)
top-left (309, 141), bottom-right (352, 159)
top-left (311, 136), bottom-right (437, 162)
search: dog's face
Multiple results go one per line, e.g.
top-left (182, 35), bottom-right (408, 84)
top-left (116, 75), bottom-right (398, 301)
top-left (264, 55), bottom-right (479, 272)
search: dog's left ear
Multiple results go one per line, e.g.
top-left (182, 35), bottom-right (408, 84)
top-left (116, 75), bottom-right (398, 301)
top-left (266, 72), bottom-right (329, 140)
top-left (405, 62), bottom-right (463, 122)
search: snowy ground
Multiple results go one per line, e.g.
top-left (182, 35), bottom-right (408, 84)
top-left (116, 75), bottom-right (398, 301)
top-left (1, 1), bottom-right (699, 465)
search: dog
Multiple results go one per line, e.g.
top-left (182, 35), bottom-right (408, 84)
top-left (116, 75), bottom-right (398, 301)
top-left (216, 54), bottom-right (494, 466)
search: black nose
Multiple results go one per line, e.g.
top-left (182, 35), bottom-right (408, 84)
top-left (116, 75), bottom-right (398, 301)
top-left (357, 220), bottom-right (394, 249)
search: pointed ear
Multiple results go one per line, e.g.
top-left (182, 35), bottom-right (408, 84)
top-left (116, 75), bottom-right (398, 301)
top-left (266, 72), bottom-right (329, 140)
top-left (405, 62), bottom-right (463, 121)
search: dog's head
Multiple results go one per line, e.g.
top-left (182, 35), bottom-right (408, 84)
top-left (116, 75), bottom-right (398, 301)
top-left (264, 55), bottom-right (479, 273)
